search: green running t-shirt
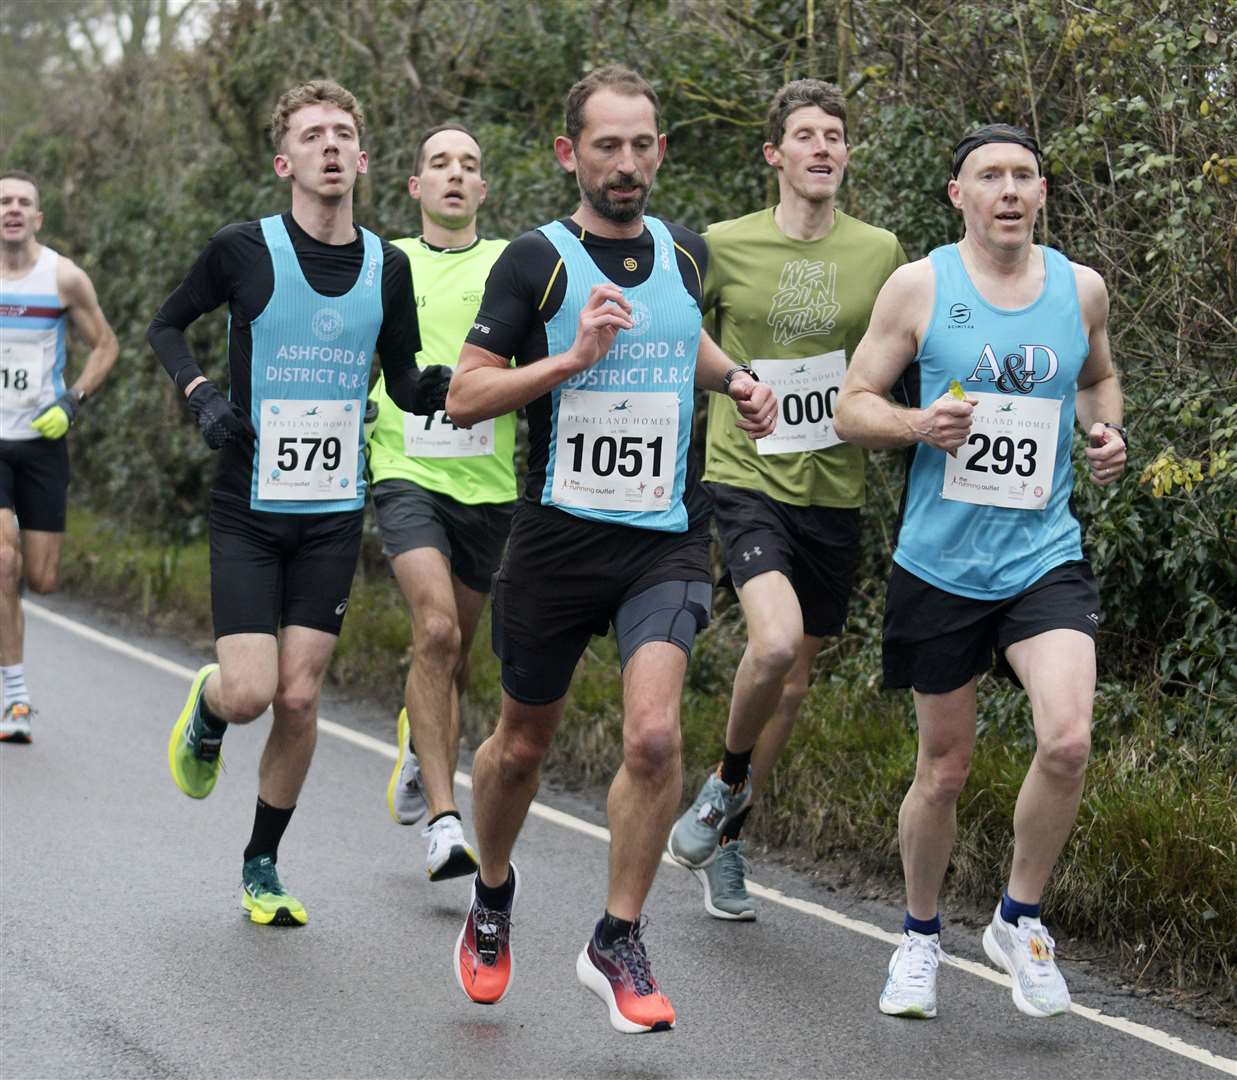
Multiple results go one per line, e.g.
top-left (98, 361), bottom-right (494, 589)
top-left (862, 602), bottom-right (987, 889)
top-left (368, 236), bottom-right (516, 504)
top-left (703, 208), bottom-right (905, 507)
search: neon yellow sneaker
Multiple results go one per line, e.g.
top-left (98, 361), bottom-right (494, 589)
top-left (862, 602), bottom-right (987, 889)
top-left (167, 663), bottom-right (224, 799)
top-left (386, 706), bottom-right (427, 825)
top-left (241, 855), bottom-right (308, 926)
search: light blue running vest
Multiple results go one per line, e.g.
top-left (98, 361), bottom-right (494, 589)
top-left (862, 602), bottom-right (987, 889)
top-left (0, 246), bottom-right (68, 442)
top-left (538, 217), bottom-right (701, 532)
top-left (893, 244), bottom-right (1088, 599)
top-left (246, 215), bottom-right (384, 513)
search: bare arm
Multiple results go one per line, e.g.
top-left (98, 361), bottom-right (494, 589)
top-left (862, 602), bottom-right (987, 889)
top-left (693, 329), bottom-right (777, 439)
top-left (58, 258), bottom-right (118, 397)
top-left (446, 283), bottom-right (633, 427)
top-left (1073, 265), bottom-right (1126, 485)
top-left (833, 260), bottom-right (975, 452)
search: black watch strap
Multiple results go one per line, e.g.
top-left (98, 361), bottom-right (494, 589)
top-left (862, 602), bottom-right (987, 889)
top-left (722, 365), bottom-right (758, 392)
top-left (1102, 422), bottom-right (1127, 446)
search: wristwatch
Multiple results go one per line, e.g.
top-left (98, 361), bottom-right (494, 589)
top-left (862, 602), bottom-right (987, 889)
top-left (1102, 422), bottom-right (1128, 447)
top-left (722, 365), bottom-right (758, 393)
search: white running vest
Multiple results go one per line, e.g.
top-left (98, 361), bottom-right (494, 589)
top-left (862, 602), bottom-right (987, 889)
top-left (0, 246), bottom-right (68, 442)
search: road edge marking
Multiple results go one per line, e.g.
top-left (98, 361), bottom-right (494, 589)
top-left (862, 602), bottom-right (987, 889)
top-left (26, 599), bottom-right (1237, 1077)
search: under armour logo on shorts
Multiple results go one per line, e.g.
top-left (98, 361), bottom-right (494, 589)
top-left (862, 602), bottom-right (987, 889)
top-left (742, 546), bottom-right (763, 562)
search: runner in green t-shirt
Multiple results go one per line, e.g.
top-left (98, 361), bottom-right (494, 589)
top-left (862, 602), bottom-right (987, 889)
top-left (369, 124), bottom-right (515, 882)
top-left (668, 80), bottom-right (906, 918)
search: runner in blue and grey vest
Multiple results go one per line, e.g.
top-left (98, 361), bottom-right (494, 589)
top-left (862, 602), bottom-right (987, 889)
top-left (147, 80), bottom-right (446, 927)
top-left (443, 66), bottom-right (777, 1034)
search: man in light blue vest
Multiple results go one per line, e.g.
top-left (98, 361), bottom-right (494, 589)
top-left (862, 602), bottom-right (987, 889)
top-left (148, 80), bottom-right (446, 926)
top-left (836, 124), bottom-right (1127, 1021)
top-left (444, 67), bottom-right (777, 1032)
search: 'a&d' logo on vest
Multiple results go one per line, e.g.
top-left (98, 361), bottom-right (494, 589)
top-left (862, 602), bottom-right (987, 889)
top-left (626, 298), bottom-right (652, 337)
top-left (312, 307), bottom-right (345, 342)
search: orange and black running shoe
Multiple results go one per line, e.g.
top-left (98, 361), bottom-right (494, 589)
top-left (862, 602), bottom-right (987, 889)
top-left (454, 865), bottom-right (519, 1004)
top-left (576, 917), bottom-right (676, 1033)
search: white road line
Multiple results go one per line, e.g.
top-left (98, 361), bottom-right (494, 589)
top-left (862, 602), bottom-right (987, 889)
top-left (26, 600), bottom-right (1237, 1076)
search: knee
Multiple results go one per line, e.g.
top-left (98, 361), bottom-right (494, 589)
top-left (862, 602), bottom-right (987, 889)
top-left (25, 566), bottom-right (58, 594)
top-left (273, 684), bottom-right (319, 727)
top-left (0, 544), bottom-right (21, 590)
top-left (498, 726), bottom-right (551, 782)
top-left (915, 750), bottom-right (973, 807)
top-left (779, 673), bottom-right (811, 716)
top-left (1037, 725), bottom-right (1091, 781)
top-left (415, 611), bottom-right (462, 667)
top-left (218, 680), bottom-right (274, 724)
top-left (746, 634), bottom-right (798, 682)
top-left (623, 719), bottom-right (681, 781)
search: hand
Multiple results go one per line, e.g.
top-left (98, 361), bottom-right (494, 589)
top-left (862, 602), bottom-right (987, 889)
top-left (1085, 422), bottom-right (1126, 486)
top-left (363, 397), bottom-right (380, 440)
top-left (186, 381), bottom-right (255, 450)
top-left (410, 365), bottom-right (452, 416)
top-left (567, 284), bottom-right (633, 373)
top-left (729, 376), bottom-right (777, 439)
top-left (915, 393), bottom-right (975, 454)
top-left (30, 390), bottom-right (82, 440)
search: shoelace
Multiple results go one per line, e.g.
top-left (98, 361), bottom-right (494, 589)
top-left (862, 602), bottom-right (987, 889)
top-left (472, 903), bottom-right (512, 965)
top-left (247, 865), bottom-right (286, 898)
top-left (897, 935), bottom-right (955, 988)
top-left (610, 917), bottom-right (658, 997)
top-left (1014, 923), bottom-right (1059, 980)
top-left (717, 845), bottom-right (752, 891)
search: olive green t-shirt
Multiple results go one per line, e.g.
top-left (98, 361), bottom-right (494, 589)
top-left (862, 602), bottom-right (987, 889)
top-left (703, 207), bottom-right (906, 507)
top-left (368, 236), bottom-right (517, 504)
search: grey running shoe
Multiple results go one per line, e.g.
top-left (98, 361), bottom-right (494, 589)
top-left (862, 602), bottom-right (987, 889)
top-left (0, 701), bottom-right (32, 743)
top-left (879, 930), bottom-right (945, 1018)
top-left (386, 706), bottom-right (427, 825)
top-left (666, 767), bottom-right (751, 868)
top-left (982, 904), bottom-right (1072, 1017)
top-left (692, 839), bottom-right (755, 920)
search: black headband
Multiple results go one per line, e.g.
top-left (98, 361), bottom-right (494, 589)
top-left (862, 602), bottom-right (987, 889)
top-left (951, 125), bottom-right (1042, 178)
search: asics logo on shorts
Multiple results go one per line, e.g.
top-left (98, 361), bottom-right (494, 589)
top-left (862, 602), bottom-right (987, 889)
top-left (335, 599), bottom-right (349, 616)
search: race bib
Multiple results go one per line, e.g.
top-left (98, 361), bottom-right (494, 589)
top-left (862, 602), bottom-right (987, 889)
top-left (755, 350), bottom-right (848, 456)
top-left (942, 392), bottom-right (1060, 510)
top-left (403, 410), bottom-right (496, 458)
top-left (552, 389), bottom-right (678, 512)
top-left (257, 398), bottom-right (360, 501)
top-left (0, 341), bottom-right (45, 412)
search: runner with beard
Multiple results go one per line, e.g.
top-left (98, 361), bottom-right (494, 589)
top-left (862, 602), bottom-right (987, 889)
top-left (444, 66), bottom-right (777, 1033)
top-left (148, 80), bottom-right (446, 926)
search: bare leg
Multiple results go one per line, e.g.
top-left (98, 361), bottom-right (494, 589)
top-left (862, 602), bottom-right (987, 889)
top-left (607, 641), bottom-right (687, 920)
top-left (209, 633), bottom-right (279, 724)
top-left (391, 547), bottom-right (465, 818)
top-left (749, 632), bottom-right (825, 799)
top-left (900, 680), bottom-right (978, 920)
top-left (471, 692), bottom-right (564, 887)
top-left (0, 511), bottom-right (23, 668)
top-left (1004, 630), bottom-right (1095, 904)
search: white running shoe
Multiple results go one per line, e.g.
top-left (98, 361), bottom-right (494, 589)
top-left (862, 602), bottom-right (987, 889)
top-left (982, 904), bottom-right (1072, 1017)
top-left (386, 707), bottom-right (427, 825)
top-left (423, 814), bottom-right (479, 882)
top-left (879, 930), bottom-right (946, 1018)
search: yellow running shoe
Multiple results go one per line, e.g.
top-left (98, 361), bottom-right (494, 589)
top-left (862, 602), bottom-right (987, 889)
top-left (167, 663), bottom-right (224, 799)
top-left (241, 855), bottom-right (307, 926)
top-left (386, 706), bottom-right (427, 824)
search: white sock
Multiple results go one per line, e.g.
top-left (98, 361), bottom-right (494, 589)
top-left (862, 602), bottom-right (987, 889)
top-left (1, 664), bottom-right (30, 706)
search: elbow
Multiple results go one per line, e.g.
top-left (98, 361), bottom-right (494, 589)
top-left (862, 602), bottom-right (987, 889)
top-left (444, 385), bottom-right (478, 428)
top-left (833, 397), bottom-right (857, 443)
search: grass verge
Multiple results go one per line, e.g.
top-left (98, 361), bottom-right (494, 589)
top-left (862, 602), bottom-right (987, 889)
top-left (57, 508), bottom-right (1235, 1008)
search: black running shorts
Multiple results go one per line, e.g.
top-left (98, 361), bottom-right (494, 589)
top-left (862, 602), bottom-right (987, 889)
top-left (882, 559), bottom-right (1101, 694)
top-left (371, 478), bottom-right (515, 595)
top-left (0, 438), bottom-right (70, 532)
top-left (208, 491), bottom-right (363, 639)
top-left (710, 481), bottom-right (861, 638)
top-left (490, 503), bottom-right (713, 705)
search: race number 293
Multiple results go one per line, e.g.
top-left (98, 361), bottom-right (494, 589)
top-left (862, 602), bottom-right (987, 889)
top-left (942, 392), bottom-right (1061, 510)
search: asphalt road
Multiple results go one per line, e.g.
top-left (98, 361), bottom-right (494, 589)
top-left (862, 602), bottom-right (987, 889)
top-left (3, 595), bottom-right (1234, 1079)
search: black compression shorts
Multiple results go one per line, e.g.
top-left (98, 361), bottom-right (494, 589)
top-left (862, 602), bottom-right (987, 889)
top-left (0, 438), bottom-right (70, 532)
top-left (208, 492), bottom-right (363, 639)
top-left (710, 482), bottom-right (861, 638)
top-left (490, 504), bottom-right (712, 705)
top-left (882, 559), bottom-right (1101, 694)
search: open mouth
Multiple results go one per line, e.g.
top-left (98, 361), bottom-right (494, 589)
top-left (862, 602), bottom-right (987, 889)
top-left (323, 163), bottom-right (344, 178)
top-left (808, 164), bottom-right (834, 177)
top-left (995, 211), bottom-right (1023, 222)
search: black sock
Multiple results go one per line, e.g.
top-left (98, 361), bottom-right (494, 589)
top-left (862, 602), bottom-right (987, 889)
top-left (720, 748), bottom-right (752, 789)
top-left (199, 691), bottom-right (227, 736)
top-left (475, 866), bottom-right (515, 910)
top-left (427, 810), bottom-right (461, 827)
top-left (243, 798), bottom-right (295, 864)
top-left (721, 806), bottom-right (751, 843)
top-left (597, 911), bottom-right (636, 949)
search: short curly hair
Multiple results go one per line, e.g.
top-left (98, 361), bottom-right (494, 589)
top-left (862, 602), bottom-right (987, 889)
top-left (270, 80), bottom-right (366, 152)
top-left (766, 79), bottom-right (848, 147)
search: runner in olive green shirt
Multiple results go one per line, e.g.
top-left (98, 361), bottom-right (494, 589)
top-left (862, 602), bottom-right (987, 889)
top-left (368, 124), bottom-right (515, 882)
top-left (668, 80), bottom-right (906, 918)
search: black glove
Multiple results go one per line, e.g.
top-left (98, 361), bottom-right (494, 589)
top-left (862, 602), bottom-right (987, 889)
top-left (410, 364), bottom-right (452, 416)
top-left (186, 382), bottom-right (255, 450)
